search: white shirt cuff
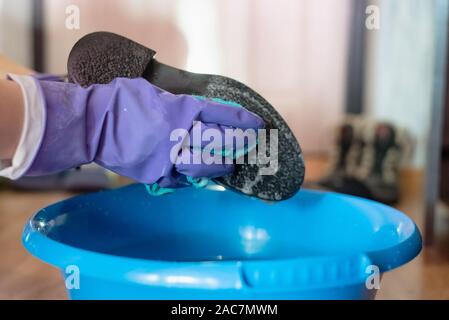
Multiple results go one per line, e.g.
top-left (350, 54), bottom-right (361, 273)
top-left (0, 74), bottom-right (46, 179)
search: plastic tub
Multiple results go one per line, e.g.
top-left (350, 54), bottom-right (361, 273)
top-left (22, 184), bottom-right (421, 299)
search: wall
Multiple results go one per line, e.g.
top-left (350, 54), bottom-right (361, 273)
top-left (0, 0), bottom-right (33, 68)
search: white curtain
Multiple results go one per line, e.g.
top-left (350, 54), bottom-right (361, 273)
top-left (364, 0), bottom-right (437, 168)
top-left (44, 0), bottom-right (351, 154)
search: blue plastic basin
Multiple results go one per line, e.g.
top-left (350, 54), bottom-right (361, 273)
top-left (22, 184), bottom-right (421, 299)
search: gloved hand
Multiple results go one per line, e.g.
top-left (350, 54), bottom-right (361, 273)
top-left (25, 77), bottom-right (264, 188)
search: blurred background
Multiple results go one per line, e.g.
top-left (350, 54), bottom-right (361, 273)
top-left (0, 0), bottom-right (448, 299)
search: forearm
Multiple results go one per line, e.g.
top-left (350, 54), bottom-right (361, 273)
top-left (0, 79), bottom-right (24, 160)
top-left (0, 53), bottom-right (33, 79)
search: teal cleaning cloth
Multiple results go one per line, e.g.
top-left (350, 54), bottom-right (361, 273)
top-left (193, 95), bottom-right (243, 108)
top-left (145, 183), bottom-right (176, 196)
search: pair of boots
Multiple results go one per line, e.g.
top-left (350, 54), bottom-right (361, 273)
top-left (318, 117), bottom-right (413, 204)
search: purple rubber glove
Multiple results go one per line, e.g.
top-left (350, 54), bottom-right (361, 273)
top-left (25, 77), bottom-right (264, 188)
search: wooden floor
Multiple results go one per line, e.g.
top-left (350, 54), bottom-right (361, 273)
top-left (0, 155), bottom-right (448, 299)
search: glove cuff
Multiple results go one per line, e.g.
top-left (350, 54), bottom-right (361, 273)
top-left (0, 74), bottom-right (46, 179)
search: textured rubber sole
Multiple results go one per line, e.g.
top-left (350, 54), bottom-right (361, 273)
top-left (68, 31), bottom-right (305, 201)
